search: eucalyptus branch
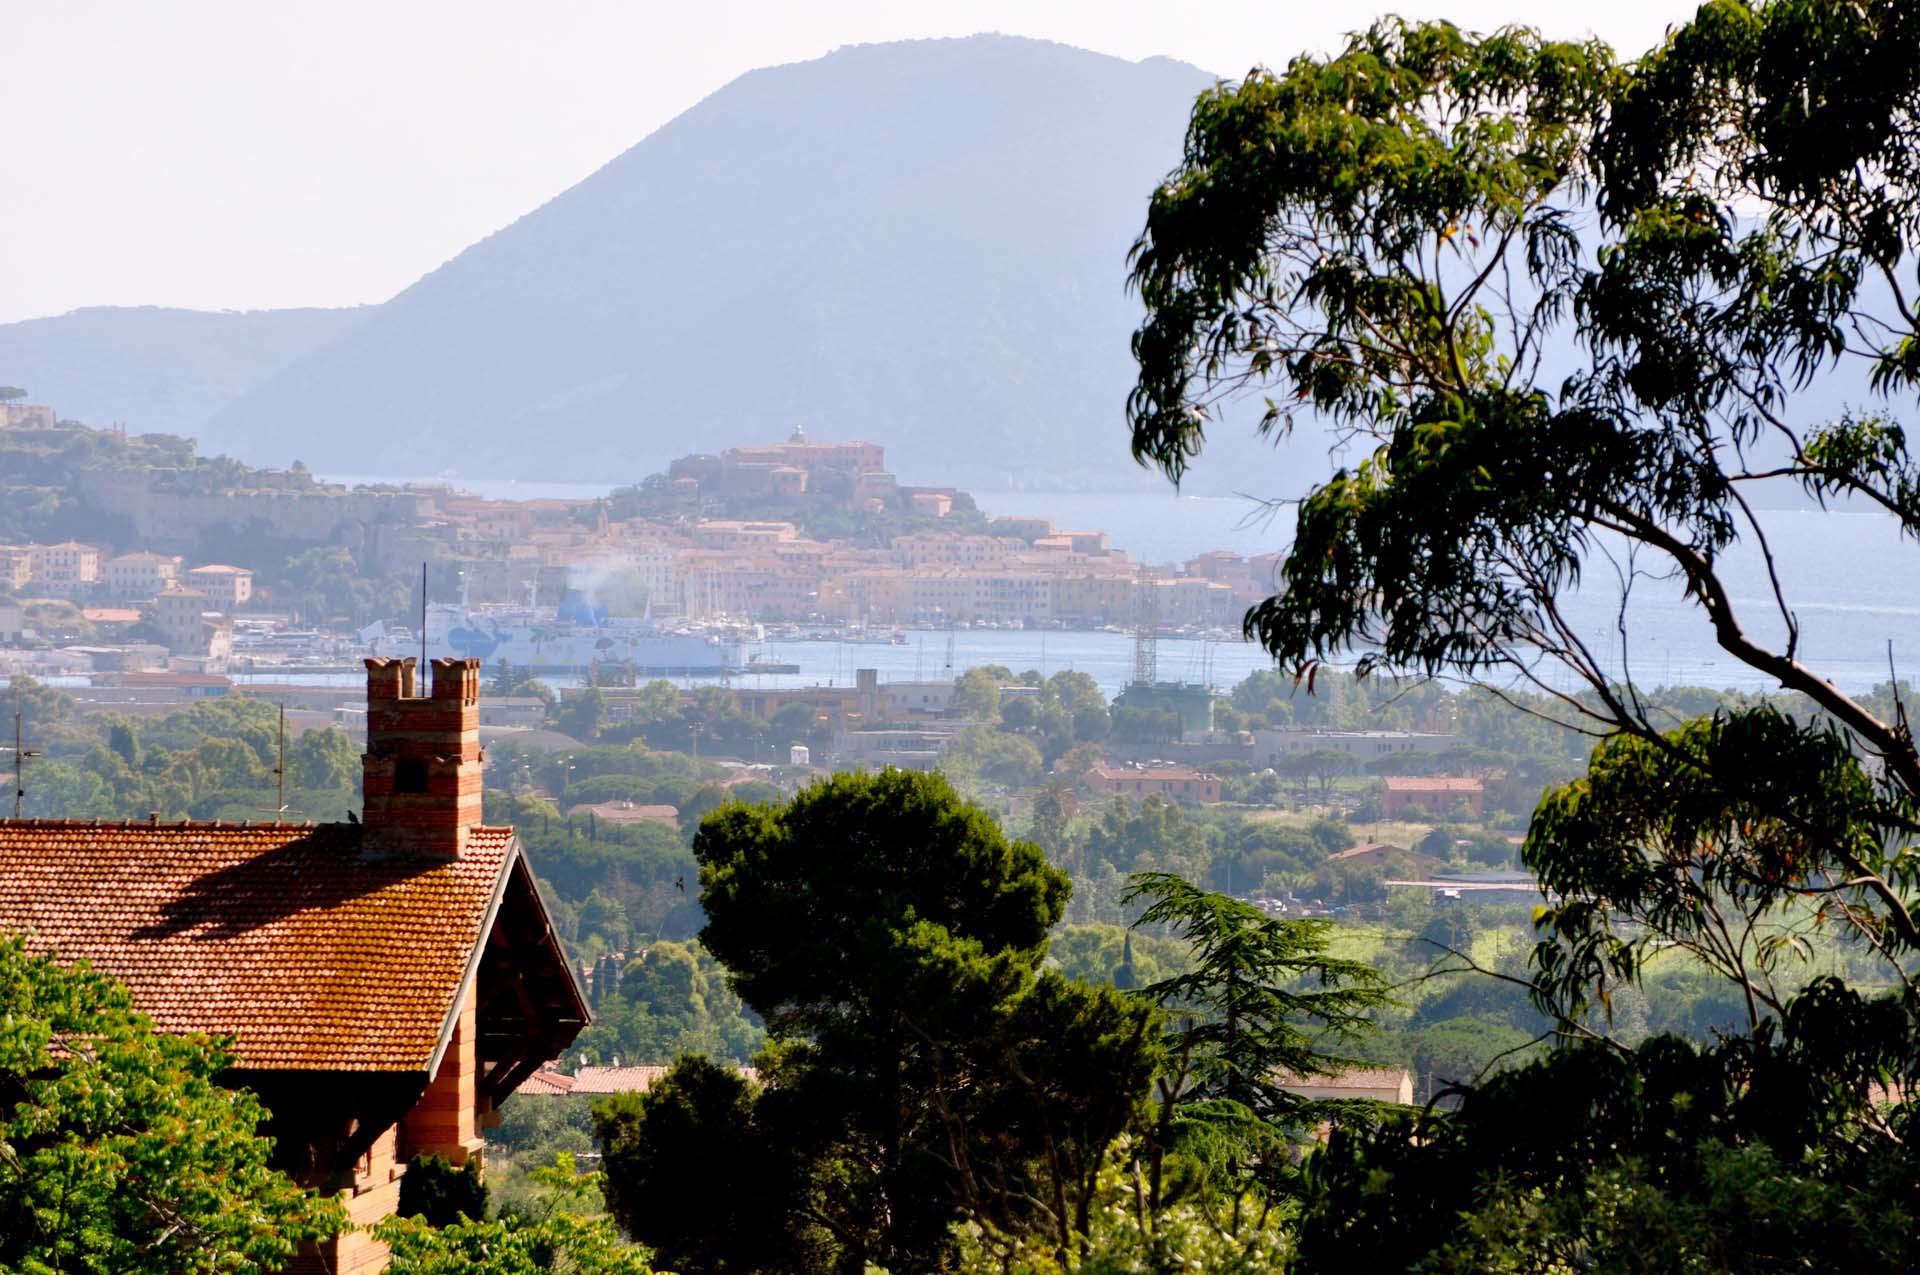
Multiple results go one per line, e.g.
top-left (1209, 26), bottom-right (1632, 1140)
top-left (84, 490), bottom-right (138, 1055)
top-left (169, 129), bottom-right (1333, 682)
top-left (1600, 501), bottom-right (1920, 808)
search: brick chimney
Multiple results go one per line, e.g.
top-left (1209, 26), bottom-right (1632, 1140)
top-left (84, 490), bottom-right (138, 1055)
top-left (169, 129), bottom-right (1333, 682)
top-left (361, 657), bottom-right (484, 856)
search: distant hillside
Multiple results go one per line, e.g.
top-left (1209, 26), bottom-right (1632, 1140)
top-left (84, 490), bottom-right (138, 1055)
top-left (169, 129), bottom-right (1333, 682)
top-left (202, 36), bottom-right (1269, 491)
top-left (3, 38), bottom-right (1332, 496)
top-left (0, 306), bottom-right (366, 439)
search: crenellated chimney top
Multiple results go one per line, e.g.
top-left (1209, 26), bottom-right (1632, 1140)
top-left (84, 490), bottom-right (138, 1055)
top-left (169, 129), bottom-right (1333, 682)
top-left (360, 657), bottom-right (484, 857)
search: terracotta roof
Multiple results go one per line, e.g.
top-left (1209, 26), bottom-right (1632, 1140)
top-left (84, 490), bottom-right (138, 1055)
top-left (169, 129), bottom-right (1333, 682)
top-left (567, 1064), bottom-right (759, 1094)
top-left (1276, 1067), bottom-right (1415, 1099)
top-left (566, 1064), bottom-right (669, 1094)
top-left (0, 820), bottom-right (518, 1072)
top-left (519, 1068), bottom-right (576, 1096)
top-left (576, 801), bottom-right (679, 825)
top-left (1382, 776), bottom-right (1484, 791)
top-left (1332, 841), bottom-right (1406, 859)
top-left (1088, 765), bottom-right (1216, 781)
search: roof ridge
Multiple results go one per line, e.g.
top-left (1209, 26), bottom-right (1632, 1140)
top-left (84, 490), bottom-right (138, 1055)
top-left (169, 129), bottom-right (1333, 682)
top-left (0, 818), bottom-right (514, 832)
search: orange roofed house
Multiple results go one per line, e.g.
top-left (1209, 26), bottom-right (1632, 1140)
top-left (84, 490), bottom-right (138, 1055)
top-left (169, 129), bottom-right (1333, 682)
top-left (1380, 775), bottom-right (1486, 819)
top-left (0, 657), bottom-right (589, 1273)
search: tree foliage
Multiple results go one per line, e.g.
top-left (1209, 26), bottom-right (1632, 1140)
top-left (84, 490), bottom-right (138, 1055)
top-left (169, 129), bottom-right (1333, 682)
top-left (1128, 0), bottom-right (1920, 1070)
top-left (396, 1153), bottom-right (489, 1229)
top-left (1124, 874), bottom-right (1389, 1216)
top-left (0, 934), bottom-right (341, 1273)
top-left (599, 771), bottom-right (1158, 1274)
top-left (1128, 5), bottom-right (1920, 1264)
top-left (594, 1059), bottom-right (781, 1275)
top-left (378, 1211), bottom-right (654, 1275)
top-left (1297, 981), bottom-right (1918, 1272)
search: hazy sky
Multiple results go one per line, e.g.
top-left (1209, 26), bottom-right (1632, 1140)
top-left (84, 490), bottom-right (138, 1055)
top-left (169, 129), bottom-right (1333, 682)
top-left (4, 0), bottom-right (1702, 324)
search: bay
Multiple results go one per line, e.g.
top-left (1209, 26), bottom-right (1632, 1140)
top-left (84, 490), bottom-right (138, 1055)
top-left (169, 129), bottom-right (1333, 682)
top-left (973, 492), bottom-right (1920, 697)
top-left (303, 477), bottom-right (1920, 697)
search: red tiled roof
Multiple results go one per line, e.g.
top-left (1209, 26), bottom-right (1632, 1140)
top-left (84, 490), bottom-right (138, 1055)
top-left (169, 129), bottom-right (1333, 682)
top-left (567, 1064), bottom-right (759, 1094)
top-left (1333, 841), bottom-right (1406, 859)
top-left (1382, 776), bottom-right (1483, 792)
top-left (1088, 765), bottom-right (1216, 781)
top-left (569, 1064), bottom-right (672, 1094)
top-left (519, 1068), bottom-right (576, 1096)
top-left (0, 820), bottom-right (518, 1073)
top-left (576, 801), bottom-right (678, 825)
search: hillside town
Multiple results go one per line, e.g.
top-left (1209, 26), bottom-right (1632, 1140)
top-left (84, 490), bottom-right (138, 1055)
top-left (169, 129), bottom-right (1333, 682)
top-left (2, 407), bottom-right (1279, 682)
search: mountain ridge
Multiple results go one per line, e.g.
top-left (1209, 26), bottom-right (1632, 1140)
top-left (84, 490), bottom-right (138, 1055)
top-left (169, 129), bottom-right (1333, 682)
top-left (0, 305), bottom-right (368, 442)
top-left (3, 36), bottom-right (1319, 495)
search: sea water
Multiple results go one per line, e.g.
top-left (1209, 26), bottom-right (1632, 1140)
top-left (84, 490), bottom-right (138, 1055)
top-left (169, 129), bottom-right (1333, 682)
top-left (307, 478), bottom-right (1920, 698)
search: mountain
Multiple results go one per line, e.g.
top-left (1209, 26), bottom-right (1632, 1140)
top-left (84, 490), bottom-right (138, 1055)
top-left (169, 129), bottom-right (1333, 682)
top-left (0, 305), bottom-right (366, 441)
top-left (205, 36), bottom-right (1267, 491)
top-left (5, 37), bottom-right (1327, 495)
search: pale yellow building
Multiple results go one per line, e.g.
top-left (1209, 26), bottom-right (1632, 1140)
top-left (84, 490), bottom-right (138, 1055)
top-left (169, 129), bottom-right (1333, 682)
top-left (105, 551), bottom-right (182, 599)
top-left (29, 541), bottom-right (101, 588)
top-left (0, 546), bottom-right (32, 592)
top-left (153, 586), bottom-right (226, 656)
top-left (185, 564), bottom-right (253, 610)
top-left (1276, 1067), bottom-right (1415, 1105)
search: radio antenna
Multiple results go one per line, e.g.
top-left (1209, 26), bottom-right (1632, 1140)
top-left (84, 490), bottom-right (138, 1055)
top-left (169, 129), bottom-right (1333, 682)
top-left (7, 711), bottom-right (40, 819)
top-left (272, 702), bottom-right (288, 817)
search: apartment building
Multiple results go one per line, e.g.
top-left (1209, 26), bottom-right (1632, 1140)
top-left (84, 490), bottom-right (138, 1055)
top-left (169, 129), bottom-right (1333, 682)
top-left (891, 533), bottom-right (1017, 568)
top-left (29, 541), bottom-right (101, 589)
top-left (104, 551), bottom-right (182, 599)
top-left (1253, 729), bottom-right (1462, 765)
top-left (152, 586), bottom-right (232, 659)
top-left (679, 557), bottom-right (819, 620)
top-left (1145, 575), bottom-right (1238, 627)
top-left (0, 545), bottom-right (31, 591)
top-left (623, 544), bottom-right (679, 610)
top-left (185, 564), bottom-right (253, 610)
top-left (1183, 550), bottom-right (1289, 609)
top-left (690, 520), bottom-right (798, 550)
top-left (1085, 764), bottom-right (1224, 804)
top-left (1050, 571), bottom-right (1139, 626)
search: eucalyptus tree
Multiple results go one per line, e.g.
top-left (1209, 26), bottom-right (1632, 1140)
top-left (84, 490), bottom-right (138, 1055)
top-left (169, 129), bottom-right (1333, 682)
top-left (1127, 3), bottom-right (1920, 1265)
top-left (1128, 1), bottom-right (1920, 1036)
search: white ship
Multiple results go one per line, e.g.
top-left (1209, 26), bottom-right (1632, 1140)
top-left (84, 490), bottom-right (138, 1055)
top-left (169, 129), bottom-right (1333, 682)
top-left (365, 598), bottom-right (747, 676)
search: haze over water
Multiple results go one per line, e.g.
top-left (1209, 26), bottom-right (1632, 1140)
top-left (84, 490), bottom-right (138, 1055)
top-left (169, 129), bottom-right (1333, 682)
top-left (323, 474), bottom-right (1920, 699)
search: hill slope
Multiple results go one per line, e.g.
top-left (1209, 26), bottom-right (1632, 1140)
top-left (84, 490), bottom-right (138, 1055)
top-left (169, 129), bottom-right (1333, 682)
top-left (0, 305), bottom-right (366, 441)
top-left (203, 37), bottom-right (1255, 490)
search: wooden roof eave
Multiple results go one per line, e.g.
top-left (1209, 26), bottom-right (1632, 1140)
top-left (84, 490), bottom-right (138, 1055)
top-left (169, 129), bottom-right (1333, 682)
top-left (505, 838), bottom-right (592, 1029)
top-left (423, 840), bottom-right (517, 1080)
top-left (425, 836), bottom-right (590, 1083)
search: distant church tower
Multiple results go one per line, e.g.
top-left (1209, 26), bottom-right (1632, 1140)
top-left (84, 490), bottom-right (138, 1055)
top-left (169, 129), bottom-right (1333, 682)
top-left (788, 425), bottom-right (807, 444)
